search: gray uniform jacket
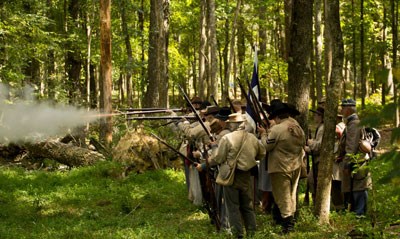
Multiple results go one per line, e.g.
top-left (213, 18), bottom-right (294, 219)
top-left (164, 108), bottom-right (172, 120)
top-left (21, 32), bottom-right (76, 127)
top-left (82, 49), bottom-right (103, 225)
top-left (309, 123), bottom-right (324, 163)
top-left (339, 113), bottom-right (372, 192)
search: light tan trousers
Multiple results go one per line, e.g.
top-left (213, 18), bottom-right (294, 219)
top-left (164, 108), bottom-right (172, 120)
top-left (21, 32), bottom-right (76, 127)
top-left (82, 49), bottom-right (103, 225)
top-left (270, 168), bottom-right (301, 218)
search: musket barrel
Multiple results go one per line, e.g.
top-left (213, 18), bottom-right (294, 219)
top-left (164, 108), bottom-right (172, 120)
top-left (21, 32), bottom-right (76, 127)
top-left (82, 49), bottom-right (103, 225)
top-left (178, 84), bottom-right (214, 141)
top-left (119, 108), bottom-right (183, 112)
top-left (127, 116), bottom-right (197, 121)
top-left (121, 109), bottom-right (185, 115)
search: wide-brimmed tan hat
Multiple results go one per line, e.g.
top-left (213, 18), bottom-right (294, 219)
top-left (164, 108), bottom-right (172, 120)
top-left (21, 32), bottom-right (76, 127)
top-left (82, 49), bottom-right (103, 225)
top-left (226, 113), bottom-right (245, 123)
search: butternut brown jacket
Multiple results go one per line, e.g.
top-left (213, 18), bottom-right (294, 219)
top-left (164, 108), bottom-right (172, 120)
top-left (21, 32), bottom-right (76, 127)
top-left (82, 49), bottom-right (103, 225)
top-left (262, 117), bottom-right (305, 174)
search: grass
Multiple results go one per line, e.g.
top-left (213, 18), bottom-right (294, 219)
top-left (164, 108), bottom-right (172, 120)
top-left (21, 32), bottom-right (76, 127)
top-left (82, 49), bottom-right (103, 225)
top-left (0, 158), bottom-right (398, 239)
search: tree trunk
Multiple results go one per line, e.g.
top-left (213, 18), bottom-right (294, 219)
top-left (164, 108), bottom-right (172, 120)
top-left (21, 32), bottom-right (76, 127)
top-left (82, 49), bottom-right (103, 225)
top-left (315, 0), bottom-right (344, 224)
top-left (139, 0), bottom-right (145, 107)
top-left (224, 0), bottom-right (241, 102)
top-left (314, 0), bottom-right (323, 104)
top-left (287, 0), bottom-right (313, 132)
top-left (284, 0), bottom-right (293, 61)
top-left (237, 8), bottom-right (245, 81)
top-left (144, 0), bottom-right (169, 108)
top-left (26, 141), bottom-right (105, 167)
top-left (199, 0), bottom-right (207, 99)
top-left (208, 0), bottom-right (218, 103)
top-left (99, 0), bottom-right (113, 147)
top-left (391, 0), bottom-right (399, 126)
top-left (89, 63), bottom-right (97, 109)
top-left (360, 0), bottom-right (366, 109)
top-left (352, 0), bottom-right (357, 99)
top-left (222, 12), bottom-right (229, 101)
top-left (85, 2), bottom-right (94, 107)
top-left (120, 0), bottom-right (133, 107)
top-left (118, 72), bottom-right (125, 104)
top-left (66, 0), bottom-right (82, 104)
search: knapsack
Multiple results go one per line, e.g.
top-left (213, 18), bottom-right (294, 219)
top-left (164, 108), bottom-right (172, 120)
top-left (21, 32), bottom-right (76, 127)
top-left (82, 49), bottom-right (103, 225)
top-left (359, 127), bottom-right (381, 157)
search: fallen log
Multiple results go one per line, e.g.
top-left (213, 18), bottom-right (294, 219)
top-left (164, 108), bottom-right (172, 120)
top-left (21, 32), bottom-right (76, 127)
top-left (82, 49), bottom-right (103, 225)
top-left (25, 140), bottom-right (106, 167)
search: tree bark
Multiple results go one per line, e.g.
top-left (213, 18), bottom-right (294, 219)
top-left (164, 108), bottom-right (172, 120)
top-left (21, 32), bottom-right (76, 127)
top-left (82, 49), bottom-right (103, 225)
top-left (352, 0), bottom-right (357, 99)
top-left (120, 0), bottom-right (133, 106)
top-left (144, 0), bottom-right (169, 108)
top-left (208, 0), bottom-right (218, 103)
top-left (66, 0), bottom-right (82, 104)
top-left (287, 0), bottom-right (313, 131)
top-left (315, 0), bottom-right (344, 224)
top-left (360, 0), bottom-right (366, 109)
top-left (99, 0), bottom-right (113, 147)
top-left (391, 0), bottom-right (399, 126)
top-left (224, 0), bottom-right (241, 103)
top-left (314, 0), bottom-right (323, 104)
top-left (284, 0), bottom-right (293, 61)
top-left (26, 141), bottom-right (105, 167)
top-left (199, 0), bottom-right (207, 99)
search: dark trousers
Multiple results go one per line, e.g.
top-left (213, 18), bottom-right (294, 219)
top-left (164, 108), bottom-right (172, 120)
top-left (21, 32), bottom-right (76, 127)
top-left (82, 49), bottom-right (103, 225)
top-left (224, 170), bottom-right (256, 237)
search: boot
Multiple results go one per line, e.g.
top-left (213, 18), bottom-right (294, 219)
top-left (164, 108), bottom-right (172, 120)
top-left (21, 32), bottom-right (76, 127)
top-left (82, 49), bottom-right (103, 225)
top-left (281, 216), bottom-right (294, 234)
top-left (272, 204), bottom-right (282, 225)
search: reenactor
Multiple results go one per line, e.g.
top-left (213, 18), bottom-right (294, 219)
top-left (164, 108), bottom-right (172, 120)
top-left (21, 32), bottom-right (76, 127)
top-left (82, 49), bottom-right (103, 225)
top-left (208, 113), bottom-right (266, 238)
top-left (258, 101), bottom-right (305, 233)
top-left (338, 99), bottom-right (372, 216)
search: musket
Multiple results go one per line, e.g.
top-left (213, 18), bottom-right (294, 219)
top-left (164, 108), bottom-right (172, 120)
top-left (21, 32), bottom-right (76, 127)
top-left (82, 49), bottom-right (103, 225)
top-left (226, 97), bottom-right (235, 112)
top-left (150, 132), bottom-right (198, 165)
top-left (122, 108), bottom-right (186, 115)
top-left (127, 116), bottom-right (197, 121)
top-left (210, 94), bottom-right (219, 107)
top-left (201, 144), bottom-right (221, 231)
top-left (120, 107), bottom-right (183, 112)
top-left (236, 78), bottom-right (265, 129)
top-left (246, 79), bottom-right (270, 128)
top-left (177, 85), bottom-right (215, 141)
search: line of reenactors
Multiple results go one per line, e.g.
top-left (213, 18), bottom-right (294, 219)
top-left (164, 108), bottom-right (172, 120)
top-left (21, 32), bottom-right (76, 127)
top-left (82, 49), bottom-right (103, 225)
top-left (123, 93), bottom-right (378, 237)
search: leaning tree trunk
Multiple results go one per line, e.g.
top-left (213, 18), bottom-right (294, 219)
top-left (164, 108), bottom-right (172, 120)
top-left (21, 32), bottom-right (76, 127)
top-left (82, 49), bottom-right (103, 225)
top-left (26, 141), bottom-right (105, 167)
top-left (315, 0), bottom-right (344, 224)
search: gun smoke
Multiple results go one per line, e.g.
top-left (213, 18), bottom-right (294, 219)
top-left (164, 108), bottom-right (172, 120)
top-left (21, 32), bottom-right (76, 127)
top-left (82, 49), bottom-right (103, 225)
top-left (0, 84), bottom-right (99, 144)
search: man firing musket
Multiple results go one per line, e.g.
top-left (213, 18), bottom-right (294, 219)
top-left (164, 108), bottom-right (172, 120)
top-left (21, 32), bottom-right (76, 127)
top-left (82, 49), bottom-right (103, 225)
top-left (172, 85), bottom-right (223, 231)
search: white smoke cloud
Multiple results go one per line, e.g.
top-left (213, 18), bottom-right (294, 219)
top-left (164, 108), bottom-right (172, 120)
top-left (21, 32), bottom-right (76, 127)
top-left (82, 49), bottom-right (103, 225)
top-left (0, 84), bottom-right (99, 144)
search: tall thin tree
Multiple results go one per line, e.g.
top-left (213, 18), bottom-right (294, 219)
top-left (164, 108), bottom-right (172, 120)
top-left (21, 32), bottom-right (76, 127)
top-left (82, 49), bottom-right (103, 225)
top-left (99, 0), bottom-right (113, 146)
top-left (315, 0), bottom-right (344, 223)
